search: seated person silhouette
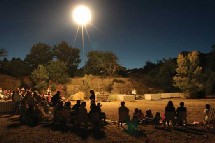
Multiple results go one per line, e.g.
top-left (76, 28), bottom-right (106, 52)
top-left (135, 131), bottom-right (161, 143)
top-left (204, 104), bottom-right (211, 124)
top-left (78, 102), bottom-right (88, 128)
top-left (70, 100), bottom-right (81, 124)
top-left (89, 102), bottom-right (102, 131)
top-left (132, 108), bottom-right (139, 129)
top-left (153, 112), bottom-right (162, 129)
top-left (53, 100), bottom-right (64, 124)
top-left (97, 103), bottom-right (107, 124)
top-left (72, 100), bottom-right (81, 112)
top-left (118, 101), bottom-right (130, 127)
top-left (63, 102), bottom-right (72, 125)
top-left (204, 104), bottom-right (215, 129)
top-left (176, 102), bottom-right (187, 126)
top-left (163, 101), bottom-right (176, 127)
top-left (51, 91), bottom-right (61, 107)
top-left (138, 109), bottom-right (145, 121)
top-left (144, 109), bottom-right (154, 124)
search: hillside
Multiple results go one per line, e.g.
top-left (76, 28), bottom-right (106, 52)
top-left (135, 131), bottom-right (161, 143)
top-left (0, 74), bottom-right (134, 97)
top-left (66, 75), bottom-right (133, 97)
top-left (0, 74), bottom-right (20, 90)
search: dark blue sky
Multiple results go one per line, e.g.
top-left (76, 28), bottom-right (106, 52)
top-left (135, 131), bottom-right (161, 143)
top-left (0, 0), bottom-right (215, 69)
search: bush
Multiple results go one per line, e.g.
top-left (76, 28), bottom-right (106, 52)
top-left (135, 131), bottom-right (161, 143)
top-left (108, 94), bottom-right (118, 101)
top-left (187, 90), bottom-right (206, 99)
top-left (196, 91), bottom-right (206, 99)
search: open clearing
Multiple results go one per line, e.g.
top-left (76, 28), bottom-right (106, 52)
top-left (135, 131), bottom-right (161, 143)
top-left (0, 98), bottom-right (215, 143)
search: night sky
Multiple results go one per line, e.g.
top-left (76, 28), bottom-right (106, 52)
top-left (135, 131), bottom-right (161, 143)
top-left (0, 0), bottom-right (215, 69)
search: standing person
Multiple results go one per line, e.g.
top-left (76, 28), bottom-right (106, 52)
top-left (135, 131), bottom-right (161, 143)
top-left (12, 90), bottom-right (21, 115)
top-left (89, 90), bottom-right (95, 103)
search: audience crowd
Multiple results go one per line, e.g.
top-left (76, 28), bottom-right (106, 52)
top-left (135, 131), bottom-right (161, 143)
top-left (0, 87), bottom-right (214, 137)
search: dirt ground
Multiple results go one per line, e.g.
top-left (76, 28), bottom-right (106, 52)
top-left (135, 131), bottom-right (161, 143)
top-left (0, 98), bottom-right (215, 143)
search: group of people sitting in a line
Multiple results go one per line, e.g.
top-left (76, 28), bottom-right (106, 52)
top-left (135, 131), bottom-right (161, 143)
top-left (52, 90), bottom-right (107, 131)
top-left (118, 100), bottom-right (214, 130)
top-left (9, 87), bottom-right (214, 132)
top-left (18, 90), bottom-right (50, 126)
top-left (17, 89), bottom-right (107, 134)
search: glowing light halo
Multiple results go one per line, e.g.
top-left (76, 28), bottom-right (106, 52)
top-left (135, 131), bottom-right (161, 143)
top-left (72, 5), bottom-right (91, 26)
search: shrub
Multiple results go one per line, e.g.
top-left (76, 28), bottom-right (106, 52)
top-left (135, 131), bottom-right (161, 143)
top-left (108, 94), bottom-right (118, 101)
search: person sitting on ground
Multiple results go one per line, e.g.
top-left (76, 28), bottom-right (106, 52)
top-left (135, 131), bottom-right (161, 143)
top-left (138, 109), bottom-right (145, 121)
top-left (51, 91), bottom-right (61, 107)
top-left (176, 102), bottom-right (187, 126)
top-left (203, 104), bottom-right (215, 130)
top-left (63, 101), bottom-right (72, 124)
top-left (132, 108), bottom-right (139, 129)
top-left (97, 102), bottom-right (107, 124)
top-left (144, 109), bottom-right (154, 124)
top-left (70, 100), bottom-right (81, 123)
top-left (145, 109), bottom-right (153, 118)
top-left (89, 102), bottom-right (102, 132)
top-left (153, 112), bottom-right (162, 129)
top-left (204, 104), bottom-right (211, 126)
top-left (25, 91), bottom-right (39, 126)
top-left (20, 100), bottom-right (28, 123)
top-left (72, 100), bottom-right (81, 112)
top-left (89, 102), bottom-right (100, 118)
top-left (163, 101), bottom-right (176, 127)
top-left (78, 102), bottom-right (88, 128)
top-left (53, 100), bottom-right (64, 124)
top-left (118, 101), bottom-right (130, 127)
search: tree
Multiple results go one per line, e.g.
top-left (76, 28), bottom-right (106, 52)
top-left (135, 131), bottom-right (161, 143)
top-left (31, 65), bottom-right (49, 92)
top-left (0, 49), bottom-right (7, 72)
top-left (53, 41), bottom-right (81, 77)
top-left (142, 61), bottom-right (157, 73)
top-left (0, 58), bottom-right (9, 73)
top-left (0, 49), bottom-right (7, 58)
top-left (205, 45), bottom-right (215, 72)
top-left (173, 51), bottom-right (204, 98)
top-left (155, 58), bottom-right (177, 92)
top-left (203, 71), bottom-right (215, 96)
top-left (84, 51), bottom-right (120, 76)
top-left (1, 58), bottom-right (30, 77)
top-left (25, 43), bottom-right (53, 71)
top-left (47, 60), bottom-right (69, 84)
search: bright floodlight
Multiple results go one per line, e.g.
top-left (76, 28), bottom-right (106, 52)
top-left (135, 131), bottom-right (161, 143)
top-left (72, 5), bottom-right (91, 26)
